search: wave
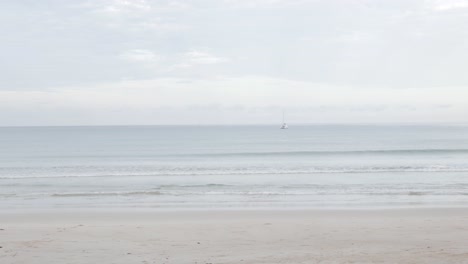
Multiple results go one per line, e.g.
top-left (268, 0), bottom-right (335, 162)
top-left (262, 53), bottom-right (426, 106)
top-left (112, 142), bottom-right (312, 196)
top-left (18, 148), bottom-right (468, 159)
top-left (2, 165), bottom-right (468, 179)
top-left (46, 190), bottom-right (468, 198)
top-left (188, 149), bottom-right (468, 157)
top-left (51, 190), bottom-right (162, 197)
top-left (6, 182), bottom-right (468, 198)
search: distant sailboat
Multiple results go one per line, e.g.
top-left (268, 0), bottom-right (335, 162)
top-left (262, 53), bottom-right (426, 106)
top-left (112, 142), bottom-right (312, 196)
top-left (280, 111), bottom-right (288, 129)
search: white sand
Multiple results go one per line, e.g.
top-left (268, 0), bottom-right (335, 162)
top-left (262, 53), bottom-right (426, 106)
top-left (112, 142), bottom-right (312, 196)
top-left (2, 208), bottom-right (468, 264)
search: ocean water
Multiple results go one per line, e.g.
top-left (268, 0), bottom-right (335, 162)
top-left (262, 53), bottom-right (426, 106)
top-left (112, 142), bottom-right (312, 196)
top-left (1, 125), bottom-right (468, 209)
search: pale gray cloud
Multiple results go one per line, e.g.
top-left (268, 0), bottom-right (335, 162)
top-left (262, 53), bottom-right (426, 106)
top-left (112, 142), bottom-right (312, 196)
top-left (88, 0), bottom-right (152, 14)
top-left (430, 0), bottom-right (468, 11)
top-left (1, 0), bottom-right (468, 125)
top-left (120, 49), bottom-right (159, 62)
top-left (184, 50), bottom-right (229, 65)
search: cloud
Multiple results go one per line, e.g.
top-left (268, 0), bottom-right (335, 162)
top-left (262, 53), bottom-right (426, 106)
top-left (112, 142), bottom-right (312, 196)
top-left (2, 75), bottom-right (467, 108)
top-left (119, 49), bottom-right (159, 62)
top-left (84, 0), bottom-right (190, 34)
top-left (430, 0), bottom-right (468, 11)
top-left (137, 19), bottom-right (190, 31)
top-left (1, 75), bottom-right (467, 125)
top-left (184, 50), bottom-right (229, 64)
top-left (99, 0), bottom-right (151, 14)
top-left (223, 0), bottom-right (307, 9)
top-left (168, 50), bottom-right (230, 72)
top-left (2, 0), bottom-right (468, 125)
top-left (1, 74), bottom-right (468, 125)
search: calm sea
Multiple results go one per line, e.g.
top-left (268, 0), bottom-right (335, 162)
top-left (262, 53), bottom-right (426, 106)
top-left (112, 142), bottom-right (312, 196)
top-left (1, 125), bottom-right (468, 209)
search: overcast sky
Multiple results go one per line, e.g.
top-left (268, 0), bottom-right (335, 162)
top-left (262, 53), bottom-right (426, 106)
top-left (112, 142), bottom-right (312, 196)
top-left (1, 0), bottom-right (468, 125)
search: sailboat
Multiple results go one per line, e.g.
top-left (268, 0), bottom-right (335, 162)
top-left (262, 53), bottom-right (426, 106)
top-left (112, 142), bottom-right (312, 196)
top-left (280, 111), bottom-right (288, 129)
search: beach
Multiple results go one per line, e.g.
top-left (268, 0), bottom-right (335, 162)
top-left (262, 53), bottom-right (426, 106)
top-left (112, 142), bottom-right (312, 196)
top-left (2, 126), bottom-right (468, 263)
top-left (4, 0), bottom-right (468, 262)
top-left (2, 208), bottom-right (468, 264)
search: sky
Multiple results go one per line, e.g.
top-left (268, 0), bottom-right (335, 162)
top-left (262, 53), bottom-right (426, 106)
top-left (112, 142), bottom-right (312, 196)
top-left (1, 0), bottom-right (468, 126)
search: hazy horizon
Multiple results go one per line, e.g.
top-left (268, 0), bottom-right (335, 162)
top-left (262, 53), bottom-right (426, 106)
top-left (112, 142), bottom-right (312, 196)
top-left (2, 121), bottom-right (468, 128)
top-left (2, 0), bottom-right (468, 126)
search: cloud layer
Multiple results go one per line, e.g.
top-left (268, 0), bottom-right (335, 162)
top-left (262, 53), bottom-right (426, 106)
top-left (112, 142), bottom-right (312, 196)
top-left (1, 0), bottom-right (468, 125)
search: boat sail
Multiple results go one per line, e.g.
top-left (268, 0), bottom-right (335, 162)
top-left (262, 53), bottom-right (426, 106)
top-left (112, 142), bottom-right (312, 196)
top-left (280, 111), bottom-right (288, 129)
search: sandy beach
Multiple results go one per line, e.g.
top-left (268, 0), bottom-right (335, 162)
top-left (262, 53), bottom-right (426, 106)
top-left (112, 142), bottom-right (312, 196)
top-left (2, 208), bottom-right (468, 264)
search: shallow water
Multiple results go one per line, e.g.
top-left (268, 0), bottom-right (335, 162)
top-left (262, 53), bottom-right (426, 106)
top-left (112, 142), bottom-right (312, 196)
top-left (1, 125), bottom-right (468, 209)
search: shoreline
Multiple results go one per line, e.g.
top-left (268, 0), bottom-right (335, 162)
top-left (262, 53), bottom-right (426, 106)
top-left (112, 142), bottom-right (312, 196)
top-left (3, 205), bottom-right (468, 215)
top-left (2, 208), bottom-right (468, 263)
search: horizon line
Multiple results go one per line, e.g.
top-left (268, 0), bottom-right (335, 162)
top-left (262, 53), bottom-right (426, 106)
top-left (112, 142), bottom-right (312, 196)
top-left (1, 122), bottom-right (468, 128)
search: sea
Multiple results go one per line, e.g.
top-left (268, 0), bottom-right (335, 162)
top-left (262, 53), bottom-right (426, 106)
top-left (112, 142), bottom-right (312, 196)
top-left (1, 125), bottom-right (468, 210)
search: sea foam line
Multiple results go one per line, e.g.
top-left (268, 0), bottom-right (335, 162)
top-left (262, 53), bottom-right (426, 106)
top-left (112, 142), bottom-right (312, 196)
top-left (2, 166), bottom-right (468, 179)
